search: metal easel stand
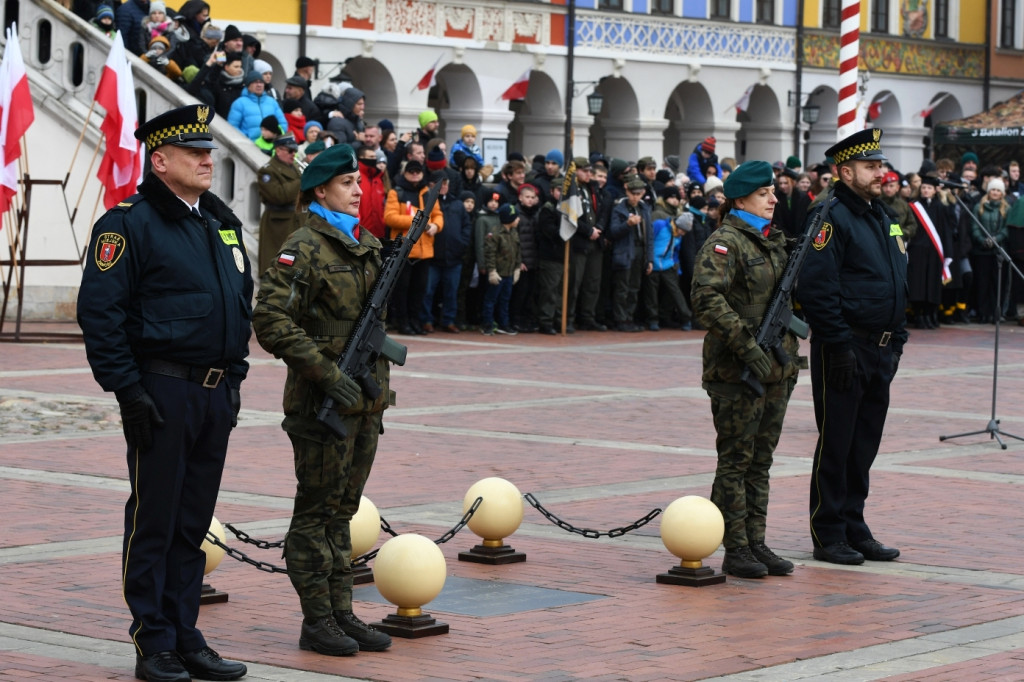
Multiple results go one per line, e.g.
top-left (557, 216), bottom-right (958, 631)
top-left (939, 191), bottom-right (1024, 449)
top-left (0, 175), bottom-right (84, 343)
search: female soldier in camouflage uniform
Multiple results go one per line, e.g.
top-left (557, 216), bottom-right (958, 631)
top-left (691, 161), bottom-right (801, 579)
top-left (252, 143), bottom-right (393, 656)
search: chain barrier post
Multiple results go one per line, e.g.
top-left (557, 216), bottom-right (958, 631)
top-left (458, 478), bottom-right (528, 565)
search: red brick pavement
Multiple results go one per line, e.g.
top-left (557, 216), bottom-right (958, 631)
top-left (2, 323), bottom-right (1024, 680)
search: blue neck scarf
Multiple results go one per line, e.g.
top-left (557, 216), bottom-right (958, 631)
top-left (309, 202), bottom-right (360, 243)
top-left (730, 208), bottom-right (771, 233)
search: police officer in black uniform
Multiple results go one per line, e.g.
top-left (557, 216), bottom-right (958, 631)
top-left (77, 105), bottom-right (250, 682)
top-left (796, 128), bottom-right (908, 566)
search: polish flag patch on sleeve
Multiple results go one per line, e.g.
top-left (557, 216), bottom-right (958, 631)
top-left (714, 244), bottom-right (728, 255)
top-left (277, 252), bottom-right (297, 266)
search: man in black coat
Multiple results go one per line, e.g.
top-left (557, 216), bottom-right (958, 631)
top-left (77, 105), bottom-right (250, 682)
top-left (772, 167), bottom-right (811, 239)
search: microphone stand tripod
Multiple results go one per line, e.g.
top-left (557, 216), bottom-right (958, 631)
top-left (938, 184), bottom-right (1024, 449)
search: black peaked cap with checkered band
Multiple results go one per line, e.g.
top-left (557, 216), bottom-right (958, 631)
top-left (135, 104), bottom-right (218, 150)
top-left (825, 128), bottom-right (887, 165)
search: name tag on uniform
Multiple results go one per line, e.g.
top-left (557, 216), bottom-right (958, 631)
top-left (746, 256), bottom-right (765, 266)
top-left (328, 265), bottom-right (353, 273)
top-left (219, 229), bottom-right (239, 245)
top-left (889, 223), bottom-right (903, 236)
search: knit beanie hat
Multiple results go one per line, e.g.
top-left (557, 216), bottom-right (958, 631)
top-left (244, 70), bottom-right (262, 86)
top-left (545, 148), bottom-right (564, 167)
top-left (426, 146), bottom-right (447, 171)
top-left (418, 110), bottom-right (439, 128)
top-left (988, 178), bottom-right (1006, 193)
top-left (252, 59), bottom-right (272, 75)
top-left (786, 155), bottom-right (802, 169)
top-left (223, 24), bottom-right (242, 42)
top-left (700, 136), bottom-right (716, 154)
top-left (149, 1), bottom-right (166, 14)
top-left (461, 124), bottom-right (477, 137)
top-left (95, 4), bottom-right (114, 21)
top-left (260, 115), bottom-right (279, 132)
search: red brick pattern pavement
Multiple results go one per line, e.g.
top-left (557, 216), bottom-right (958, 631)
top-left (2, 323), bottom-right (1024, 680)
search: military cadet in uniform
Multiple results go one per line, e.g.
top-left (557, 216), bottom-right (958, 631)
top-left (251, 143), bottom-right (393, 656)
top-left (77, 105), bottom-right (250, 682)
top-left (256, 134), bottom-right (302, 275)
top-left (691, 161), bottom-right (801, 579)
top-left (797, 128), bottom-right (907, 565)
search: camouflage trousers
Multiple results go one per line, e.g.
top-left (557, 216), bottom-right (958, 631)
top-left (707, 377), bottom-right (796, 549)
top-left (285, 411), bottom-right (382, 618)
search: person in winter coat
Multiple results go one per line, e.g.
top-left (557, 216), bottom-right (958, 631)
top-left (971, 178), bottom-right (1011, 323)
top-left (115, 0), bottom-right (150, 54)
top-left (423, 185), bottom-right (474, 333)
top-left (687, 136), bottom-right (721, 187)
top-left (139, 1), bottom-right (171, 49)
top-left (166, 0), bottom-right (211, 70)
top-left (450, 125), bottom-right (484, 167)
top-left (90, 4), bottom-right (117, 39)
top-left (691, 159), bottom-right (799, 579)
top-left (228, 71), bottom-right (287, 140)
top-left (906, 176), bottom-right (952, 328)
top-left (326, 87), bottom-right (366, 146)
top-left (608, 176), bottom-right (654, 331)
top-left (480, 204), bottom-right (522, 335)
top-left (356, 144), bottom-right (389, 240)
top-left (509, 183), bottom-right (541, 332)
top-left (187, 51), bottom-right (245, 119)
top-left (644, 186), bottom-right (692, 330)
top-left (383, 161), bottom-right (444, 335)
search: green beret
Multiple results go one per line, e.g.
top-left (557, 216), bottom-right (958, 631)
top-left (301, 143), bottom-right (358, 191)
top-left (723, 160), bottom-right (774, 199)
top-left (304, 140), bottom-right (326, 154)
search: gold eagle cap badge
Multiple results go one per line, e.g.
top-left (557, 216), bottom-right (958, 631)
top-left (873, 129), bottom-right (881, 142)
top-left (197, 105), bottom-right (210, 124)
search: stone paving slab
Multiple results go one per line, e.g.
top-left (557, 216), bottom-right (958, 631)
top-left (2, 322), bottom-right (1024, 680)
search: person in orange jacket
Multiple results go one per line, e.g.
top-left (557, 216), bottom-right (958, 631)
top-left (383, 160), bottom-right (444, 334)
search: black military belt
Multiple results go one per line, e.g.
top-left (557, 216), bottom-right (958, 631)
top-left (850, 328), bottom-right (892, 347)
top-left (263, 203), bottom-right (294, 211)
top-left (144, 359), bottom-right (227, 388)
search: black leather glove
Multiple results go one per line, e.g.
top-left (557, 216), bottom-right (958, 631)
top-left (116, 386), bottom-right (165, 452)
top-left (827, 348), bottom-right (857, 391)
top-left (739, 344), bottom-right (772, 381)
top-left (229, 387), bottom-right (241, 427)
top-left (326, 374), bottom-right (361, 408)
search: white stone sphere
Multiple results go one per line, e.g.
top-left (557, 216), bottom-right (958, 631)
top-left (201, 515), bottom-right (226, 575)
top-left (463, 477), bottom-right (524, 541)
top-left (373, 534), bottom-right (446, 609)
top-left (660, 496), bottom-right (725, 562)
top-left (350, 496), bottom-right (381, 558)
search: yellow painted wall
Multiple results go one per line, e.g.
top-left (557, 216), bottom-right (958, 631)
top-left (205, 0), bottom-right (300, 24)
top-left (801, 1), bottom-right (985, 45)
top-left (958, 2), bottom-right (986, 43)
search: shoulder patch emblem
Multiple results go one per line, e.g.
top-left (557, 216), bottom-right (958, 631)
top-left (895, 235), bottom-right (906, 254)
top-left (812, 222), bottom-right (833, 251)
top-left (261, 174), bottom-right (271, 183)
top-left (232, 246), bottom-right (245, 273)
top-left (94, 233), bottom-right (125, 271)
top-left (714, 244), bottom-right (728, 255)
top-left (278, 252), bottom-right (297, 266)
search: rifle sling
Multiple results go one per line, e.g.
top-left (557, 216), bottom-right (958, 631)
top-left (304, 320), bottom-right (356, 338)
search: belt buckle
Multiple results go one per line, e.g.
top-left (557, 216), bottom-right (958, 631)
top-left (202, 368), bottom-right (225, 388)
top-left (878, 331), bottom-right (891, 347)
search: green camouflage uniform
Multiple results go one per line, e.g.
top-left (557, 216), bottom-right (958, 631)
top-left (880, 192), bottom-right (918, 241)
top-left (252, 212), bottom-right (390, 618)
top-left (256, 155), bottom-right (302, 276)
top-left (691, 212), bottom-right (800, 550)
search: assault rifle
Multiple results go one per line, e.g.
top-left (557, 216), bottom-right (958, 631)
top-left (740, 188), bottom-right (834, 396)
top-left (316, 181), bottom-right (442, 438)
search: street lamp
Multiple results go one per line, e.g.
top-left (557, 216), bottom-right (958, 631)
top-left (586, 90), bottom-right (604, 116)
top-left (801, 104), bottom-right (820, 125)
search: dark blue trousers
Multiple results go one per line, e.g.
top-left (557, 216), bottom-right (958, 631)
top-left (123, 372), bottom-right (233, 655)
top-left (808, 336), bottom-right (896, 548)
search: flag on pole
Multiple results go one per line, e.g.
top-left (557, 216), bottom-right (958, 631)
top-left (558, 163), bottom-right (581, 241)
top-left (499, 68), bottom-right (531, 101)
top-left (95, 32), bottom-right (142, 210)
top-left (919, 92), bottom-right (952, 120)
top-left (867, 92), bottom-right (893, 122)
top-left (0, 23), bottom-right (35, 218)
top-left (412, 53), bottom-right (444, 93)
top-left (733, 85), bottom-right (755, 115)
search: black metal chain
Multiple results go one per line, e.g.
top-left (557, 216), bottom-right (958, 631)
top-left (523, 493), bottom-right (662, 538)
top-left (207, 497), bottom-right (484, 573)
top-left (223, 523), bottom-right (285, 549)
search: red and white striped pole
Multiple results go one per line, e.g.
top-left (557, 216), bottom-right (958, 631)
top-left (836, 0), bottom-right (861, 139)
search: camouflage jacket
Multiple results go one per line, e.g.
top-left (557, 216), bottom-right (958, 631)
top-left (691, 212), bottom-right (800, 387)
top-left (252, 212), bottom-right (391, 436)
top-left (483, 225), bottom-right (521, 276)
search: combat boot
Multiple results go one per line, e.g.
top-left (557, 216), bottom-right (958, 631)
top-left (299, 615), bottom-right (359, 656)
top-left (750, 542), bottom-right (795, 575)
top-left (721, 545), bottom-right (768, 578)
top-left (335, 610), bottom-right (392, 651)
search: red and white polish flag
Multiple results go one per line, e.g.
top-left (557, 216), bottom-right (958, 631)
top-left (0, 23), bottom-right (35, 219)
top-left (95, 32), bottom-right (142, 209)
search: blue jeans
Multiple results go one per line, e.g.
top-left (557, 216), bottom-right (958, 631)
top-left (422, 262), bottom-right (462, 326)
top-left (481, 275), bottom-right (514, 328)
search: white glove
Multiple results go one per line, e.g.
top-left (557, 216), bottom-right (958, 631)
top-left (488, 270), bottom-right (501, 286)
top-left (513, 269), bottom-right (521, 284)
